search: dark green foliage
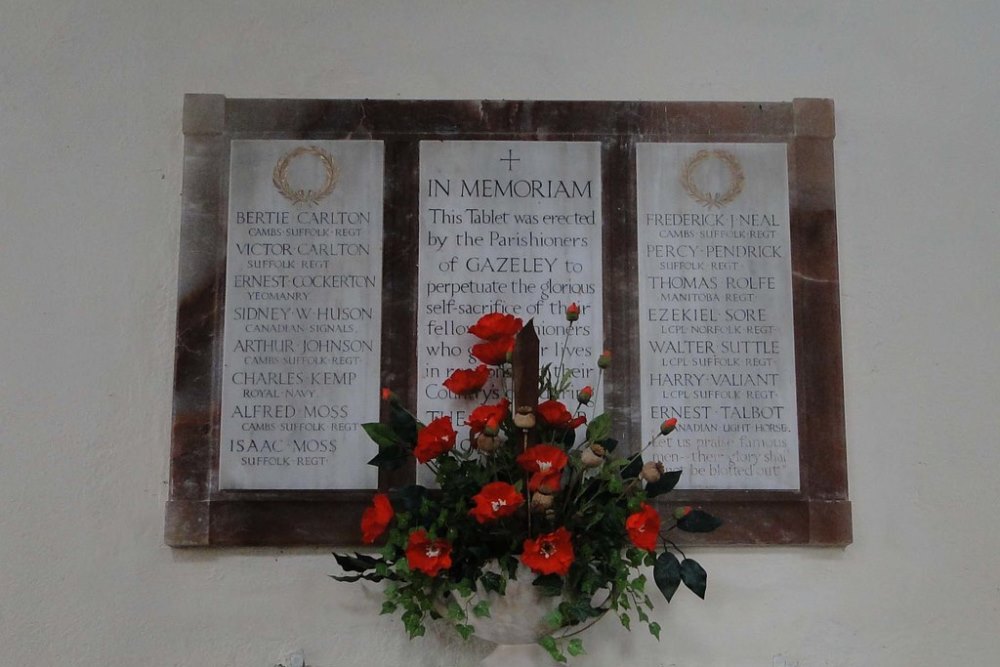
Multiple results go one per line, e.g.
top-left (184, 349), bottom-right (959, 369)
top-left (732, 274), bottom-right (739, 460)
top-left (653, 551), bottom-right (682, 602)
top-left (644, 470), bottom-right (682, 498)
top-left (680, 559), bottom-right (707, 599)
top-left (676, 509), bottom-right (723, 533)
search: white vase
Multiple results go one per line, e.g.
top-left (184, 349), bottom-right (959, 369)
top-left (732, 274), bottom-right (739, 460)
top-left (463, 565), bottom-right (564, 667)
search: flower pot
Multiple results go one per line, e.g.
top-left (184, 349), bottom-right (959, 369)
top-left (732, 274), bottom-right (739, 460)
top-left (456, 564), bottom-right (583, 667)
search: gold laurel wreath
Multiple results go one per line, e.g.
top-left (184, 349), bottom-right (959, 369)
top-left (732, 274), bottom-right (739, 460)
top-left (680, 149), bottom-right (745, 209)
top-left (272, 146), bottom-right (339, 205)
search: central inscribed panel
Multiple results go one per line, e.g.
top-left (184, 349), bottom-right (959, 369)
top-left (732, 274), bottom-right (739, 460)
top-left (417, 141), bottom-right (604, 480)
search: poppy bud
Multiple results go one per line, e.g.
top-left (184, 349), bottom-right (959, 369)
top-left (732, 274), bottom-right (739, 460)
top-left (483, 416), bottom-right (500, 437)
top-left (565, 302), bottom-right (580, 322)
top-left (530, 492), bottom-right (555, 512)
top-left (660, 418), bottom-right (678, 435)
top-left (580, 444), bottom-right (605, 468)
top-left (475, 433), bottom-right (500, 453)
top-left (639, 461), bottom-right (665, 483)
top-left (513, 406), bottom-right (536, 430)
top-left (381, 387), bottom-right (394, 401)
top-left (597, 350), bottom-right (611, 369)
top-left (673, 506), bottom-right (693, 520)
top-left (577, 386), bottom-right (593, 405)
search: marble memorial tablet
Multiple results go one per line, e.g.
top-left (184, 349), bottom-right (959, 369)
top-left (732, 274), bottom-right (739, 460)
top-left (417, 141), bottom-right (604, 462)
top-left (637, 143), bottom-right (800, 490)
top-left (219, 140), bottom-right (384, 490)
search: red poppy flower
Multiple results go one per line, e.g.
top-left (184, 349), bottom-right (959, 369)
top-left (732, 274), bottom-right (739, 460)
top-left (466, 398), bottom-right (509, 437)
top-left (516, 444), bottom-right (569, 474)
top-left (528, 468), bottom-right (562, 494)
top-left (626, 502), bottom-right (661, 552)
top-left (521, 527), bottom-right (575, 576)
top-left (405, 529), bottom-right (452, 577)
top-left (442, 364), bottom-right (490, 396)
top-left (536, 400), bottom-right (587, 430)
top-left (469, 312), bottom-right (523, 341)
top-left (413, 416), bottom-right (457, 463)
top-left (468, 481), bottom-right (524, 523)
top-left (471, 337), bottom-right (515, 366)
top-left (360, 493), bottom-right (394, 544)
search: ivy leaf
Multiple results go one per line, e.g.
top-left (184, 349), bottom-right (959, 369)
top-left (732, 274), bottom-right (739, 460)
top-left (480, 571), bottom-right (506, 595)
top-left (680, 558), bottom-right (708, 599)
top-left (329, 573), bottom-right (363, 583)
top-left (538, 636), bottom-right (567, 664)
top-left (653, 551), bottom-right (681, 602)
top-left (446, 600), bottom-right (465, 621)
top-left (333, 552), bottom-right (379, 573)
top-left (532, 574), bottom-right (564, 597)
top-left (544, 608), bottom-right (564, 629)
top-left (586, 413), bottom-right (611, 443)
top-left (456, 624), bottom-right (474, 640)
top-left (362, 422), bottom-right (401, 448)
top-left (649, 621), bottom-right (661, 640)
top-left (645, 470), bottom-right (683, 498)
top-left (567, 638), bottom-right (586, 657)
top-left (676, 509), bottom-right (723, 533)
top-left (380, 601), bottom-right (398, 615)
top-left (619, 612), bottom-right (631, 631)
top-left (472, 601), bottom-right (491, 619)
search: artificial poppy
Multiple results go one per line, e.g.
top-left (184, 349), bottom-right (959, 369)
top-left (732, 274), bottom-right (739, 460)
top-left (521, 527), bottom-right (575, 576)
top-left (469, 312), bottom-right (523, 340)
top-left (528, 468), bottom-right (562, 494)
top-left (360, 493), bottom-right (394, 544)
top-left (468, 482), bottom-right (524, 523)
top-left (471, 337), bottom-right (515, 366)
top-left (536, 400), bottom-right (587, 430)
top-left (405, 530), bottom-right (452, 576)
top-left (466, 398), bottom-right (509, 437)
top-left (413, 416), bottom-right (457, 463)
top-left (442, 364), bottom-right (490, 396)
top-left (516, 444), bottom-right (569, 474)
top-left (626, 502), bottom-right (661, 552)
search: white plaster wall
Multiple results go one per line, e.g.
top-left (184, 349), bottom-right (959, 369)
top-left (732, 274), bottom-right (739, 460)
top-left (1, 1), bottom-right (998, 665)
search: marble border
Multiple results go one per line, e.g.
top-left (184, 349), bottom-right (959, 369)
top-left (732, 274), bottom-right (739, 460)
top-left (166, 96), bottom-right (850, 546)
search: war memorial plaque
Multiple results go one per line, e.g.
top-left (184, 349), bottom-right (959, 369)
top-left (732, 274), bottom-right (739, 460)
top-left (167, 97), bottom-right (850, 547)
top-left (220, 140), bottom-right (384, 490)
top-left (637, 144), bottom-right (800, 490)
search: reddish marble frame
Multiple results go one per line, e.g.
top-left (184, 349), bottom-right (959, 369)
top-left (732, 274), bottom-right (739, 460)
top-left (166, 96), bottom-right (850, 547)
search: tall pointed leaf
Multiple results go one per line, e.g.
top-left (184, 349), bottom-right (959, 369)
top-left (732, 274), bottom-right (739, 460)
top-left (680, 558), bottom-right (707, 599)
top-left (653, 551), bottom-right (681, 602)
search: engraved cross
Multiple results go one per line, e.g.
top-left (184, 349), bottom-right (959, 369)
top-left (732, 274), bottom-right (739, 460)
top-left (500, 148), bottom-right (520, 171)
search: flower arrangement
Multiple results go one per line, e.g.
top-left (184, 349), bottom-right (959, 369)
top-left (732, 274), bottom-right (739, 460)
top-left (333, 307), bottom-right (721, 662)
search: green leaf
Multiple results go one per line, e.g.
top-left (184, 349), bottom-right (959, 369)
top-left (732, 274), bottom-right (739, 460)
top-left (586, 413), bottom-right (611, 443)
top-left (391, 485), bottom-right (427, 513)
top-left (362, 422), bottom-right (401, 448)
top-left (532, 574), bottom-right (564, 597)
top-left (329, 573), bottom-right (364, 583)
top-left (645, 470), bottom-right (683, 498)
top-left (680, 558), bottom-right (708, 599)
top-left (653, 551), bottom-right (682, 602)
top-left (621, 454), bottom-right (643, 479)
top-left (389, 402), bottom-right (418, 443)
top-left (598, 437), bottom-right (618, 453)
top-left (676, 509), bottom-right (723, 533)
top-left (367, 444), bottom-right (408, 470)
top-left (538, 636), bottom-right (568, 664)
top-left (472, 600), bottom-right (491, 619)
top-left (619, 612), bottom-right (631, 631)
top-left (567, 638), bottom-right (586, 657)
top-left (649, 621), bottom-right (661, 640)
top-left (544, 609), bottom-right (564, 629)
top-left (456, 624), bottom-right (474, 640)
top-left (480, 571), bottom-right (506, 595)
top-left (380, 601), bottom-right (398, 615)
top-left (446, 600), bottom-right (465, 621)
top-left (333, 552), bottom-right (379, 573)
